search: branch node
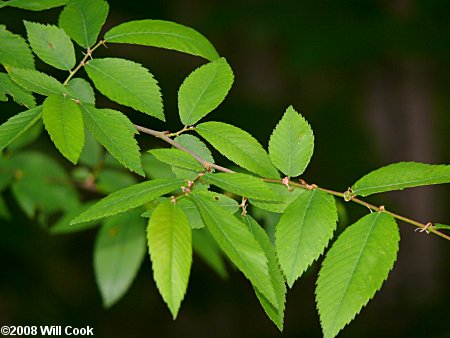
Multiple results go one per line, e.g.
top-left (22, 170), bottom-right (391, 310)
top-left (415, 222), bottom-right (432, 234)
top-left (282, 177), bottom-right (293, 191)
top-left (378, 205), bottom-right (385, 212)
top-left (170, 196), bottom-right (177, 204)
top-left (343, 188), bottom-right (354, 202)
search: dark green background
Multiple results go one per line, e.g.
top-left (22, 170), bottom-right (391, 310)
top-left (0, 0), bottom-right (449, 337)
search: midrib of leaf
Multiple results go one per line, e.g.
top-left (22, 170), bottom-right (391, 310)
top-left (207, 175), bottom-right (258, 197)
top-left (355, 175), bottom-right (450, 194)
top-left (62, 96), bottom-right (71, 153)
top-left (287, 120), bottom-right (292, 176)
top-left (87, 63), bottom-right (148, 108)
top-left (201, 126), bottom-right (262, 170)
top-left (328, 213), bottom-right (379, 330)
top-left (183, 67), bottom-right (217, 125)
top-left (80, 10), bottom-right (89, 47)
top-left (0, 44), bottom-right (19, 62)
top-left (196, 198), bottom-right (269, 294)
top-left (109, 224), bottom-right (129, 297)
top-left (289, 191), bottom-right (314, 279)
top-left (16, 74), bottom-right (62, 95)
top-left (80, 105), bottom-right (130, 163)
top-left (107, 31), bottom-right (199, 44)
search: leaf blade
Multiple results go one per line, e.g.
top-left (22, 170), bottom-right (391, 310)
top-left (7, 66), bottom-right (67, 96)
top-left (0, 0), bottom-right (68, 10)
top-left (85, 58), bottom-right (164, 120)
top-left (0, 25), bottom-right (34, 69)
top-left (352, 162), bottom-right (450, 197)
top-left (0, 72), bottom-right (36, 108)
top-left (191, 193), bottom-right (278, 307)
top-left (94, 211), bottom-right (146, 307)
top-left (104, 19), bottom-right (219, 61)
top-left (316, 212), bottom-right (400, 338)
top-left (79, 104), bottom-right (143, 175)
top-left (42, 95), bottom-right (84, 164)
top-left (0, 106), bottom-right (42, 152)
top-left (25, 21), bottom-right (75, 70)
top-left (196, 121), bottom-right (279, 178)
top-left (178, 58), bottom-right (233, 125)
top-left (275, 189), bottom-right (337, 287)
top-left (71, 178), bottom-right (184, 224)
top-left (58, 0), bottom-right (109, 48)
top-left (147, 200), bottom-right (192, 318)
top-left (269, 106), bottom-right (314, 177)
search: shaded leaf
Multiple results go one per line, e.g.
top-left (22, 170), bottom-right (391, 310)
top-left (0, 0), bottom-right (68, 10)
top-left (67, 78), bottom-right (95, 104)
top-left (316, 212), bottom-right (399, 338)
top-left (104, 19), bottom-right (219, 61)
top-left (191, 193), bottom-right (278, 307)
top-left (0, 106), bottom-right (42, 152)
top-left (85, 58), bottom-right (163, 120)
top-left (196, 121), bottom-right (279, 178)
top-left (149, 148), bottom-right (203, 172)
top-left (42, 95), bottom-right (84, 164)
top-left (25, 21), bottom-right (75, 70)
top-left (59, 0), bottom-right (109, 48)
top-left (95, 211), bottom-right (146, 307)
top-left (0, 195), bottom-right (11, 220)
top-left (78, 130), bottom-right (101, 167)
top-left (269, 106), bottom-right (314, 177)
top-left (352, 162), bottom-right (450, 197)
top-left (0, 25), bottom-right (34, 69)
top-left (96, 169), bottom-right (138, 194)
top-left (202, 172), bottom-right (280, 201)
top-left (178, 58), bottom-right (233, 125)
top-left (71, 178), bottom-right (184, 224)
top-left (434, 223), bottom-right (450, 230)
top-left (79, 104), bottom-right (143, 175)
top-left (7, 66), bottom-right (67, 96)
top-left (244, 215), bottom-right (286, 331)
top-left (147, 200), bottom-right (192, 318)
top-left (0, 72), bottom-right (36, 108)
top-left (50, 202), bottom-right (98, 234)
top-left (141, 153), bottom-right (176, 179)
top-left (192, 228), bottom-right (228, 279)
top-left (275, 189), bottom-right (337, 287)
top-left (250, 183), bottom-right (304, 213)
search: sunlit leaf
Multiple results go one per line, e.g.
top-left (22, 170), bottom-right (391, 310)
top-left (66, 78), bottom-right (95, 104)
top-left (147, 200), bottom-right (192, 318)
top-left (269, 106), bottom-right (314, 177)
top-left (59, 0), bottom-right (109, 48)
top-left (178, 58), bottom-right (233, 125)
top-left (25, 21), bottom-right (75, 70)
top-left (85, 58), bottom-right (163, 120)
top-left (7, 66), bottom-right (67, 96)
top-left (104, 19), bottom-right (219, 61)
top-left (351, 162), bottom-right (450, 197)
top-left (316, 212), bottom-right (399, 338)
top-left (0, 0), bottom-right (68, 11)
top-left (0, 25), bottom-right (34, 69)
top-left (275, 189), bottom-right (337, 287)
top-left (0, 72), bottom-right (36, 108)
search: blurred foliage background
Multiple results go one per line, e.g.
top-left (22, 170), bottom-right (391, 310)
top-left (0, 0), bottom-right (449, 337)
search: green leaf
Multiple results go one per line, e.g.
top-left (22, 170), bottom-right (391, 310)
top-left (58, 0), bottom-right (109, 48)
top-left (202, 172), bottom-right (280, 201)
top-left (10, 151), bottom-right (79, 218)
top-left (95, 211), bottom-right (146, 307)
top-left (0, 25), bottom-right (34, 69)
top-left (79, 104), bottom-right (143, 175)
top-left (182, 191), bottom-right (239, 229)
top-left (7, 120), bottom-right (42, 151)
top-left (275, 189), bottom-right (337, 287)
top-left (78, 130), bottom-right (101, 167)
top-left (149, 148), bottom-right (203, 172)
top-left (96, 169), bottom-right (138, 194)
top-left (192, 228), bottom-right (228, 279)
top-left (269, 106), bottom-right (314, 177)
top-left (250, 183), bottom-right (304, 213)
top-left (0, 73), bottom-right (36, 108)
top-left (0, 0), bottom-right (68, 10)
top-left (85, 58), bottom-right (164, 120)
top-left (71, 178), bottom-right (184, 224)
top-left (0, 106), bottom-right (42, 152)
top-left (104, 19), bottom-right (219, 61)
top-left (178, 58), bottom-right (233, 125)
top-left (0, 195), bottom-right (11, 220)
top-left (147, 200), bottom-right (192, 318)
top-left (191, 193), bottom-right (278, 307)
top-left (316, 212), bottom-right (399, 338)
top-left (172, 134), bottom-right (214, 180)
top-left (24, 21), bottom-right (75, 70)
top-left (50, 202), bottom-right (98, 234)
top-left (351, 162), bottom-right (450, 197)
top-left (434, 223), bottom-right (450, 230)
top-left (244, 215), bottom-right (286, 331)
top-left (42, 95), bottom-right (84, 164)
top-left (7, 66), bottom-right (67, 96)
top-left (196, 121), bottom-right (279, 178)
top-left (142, 153), bottom-right (176, 179)
top-left (66, 78), bottom-right (95, 104)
